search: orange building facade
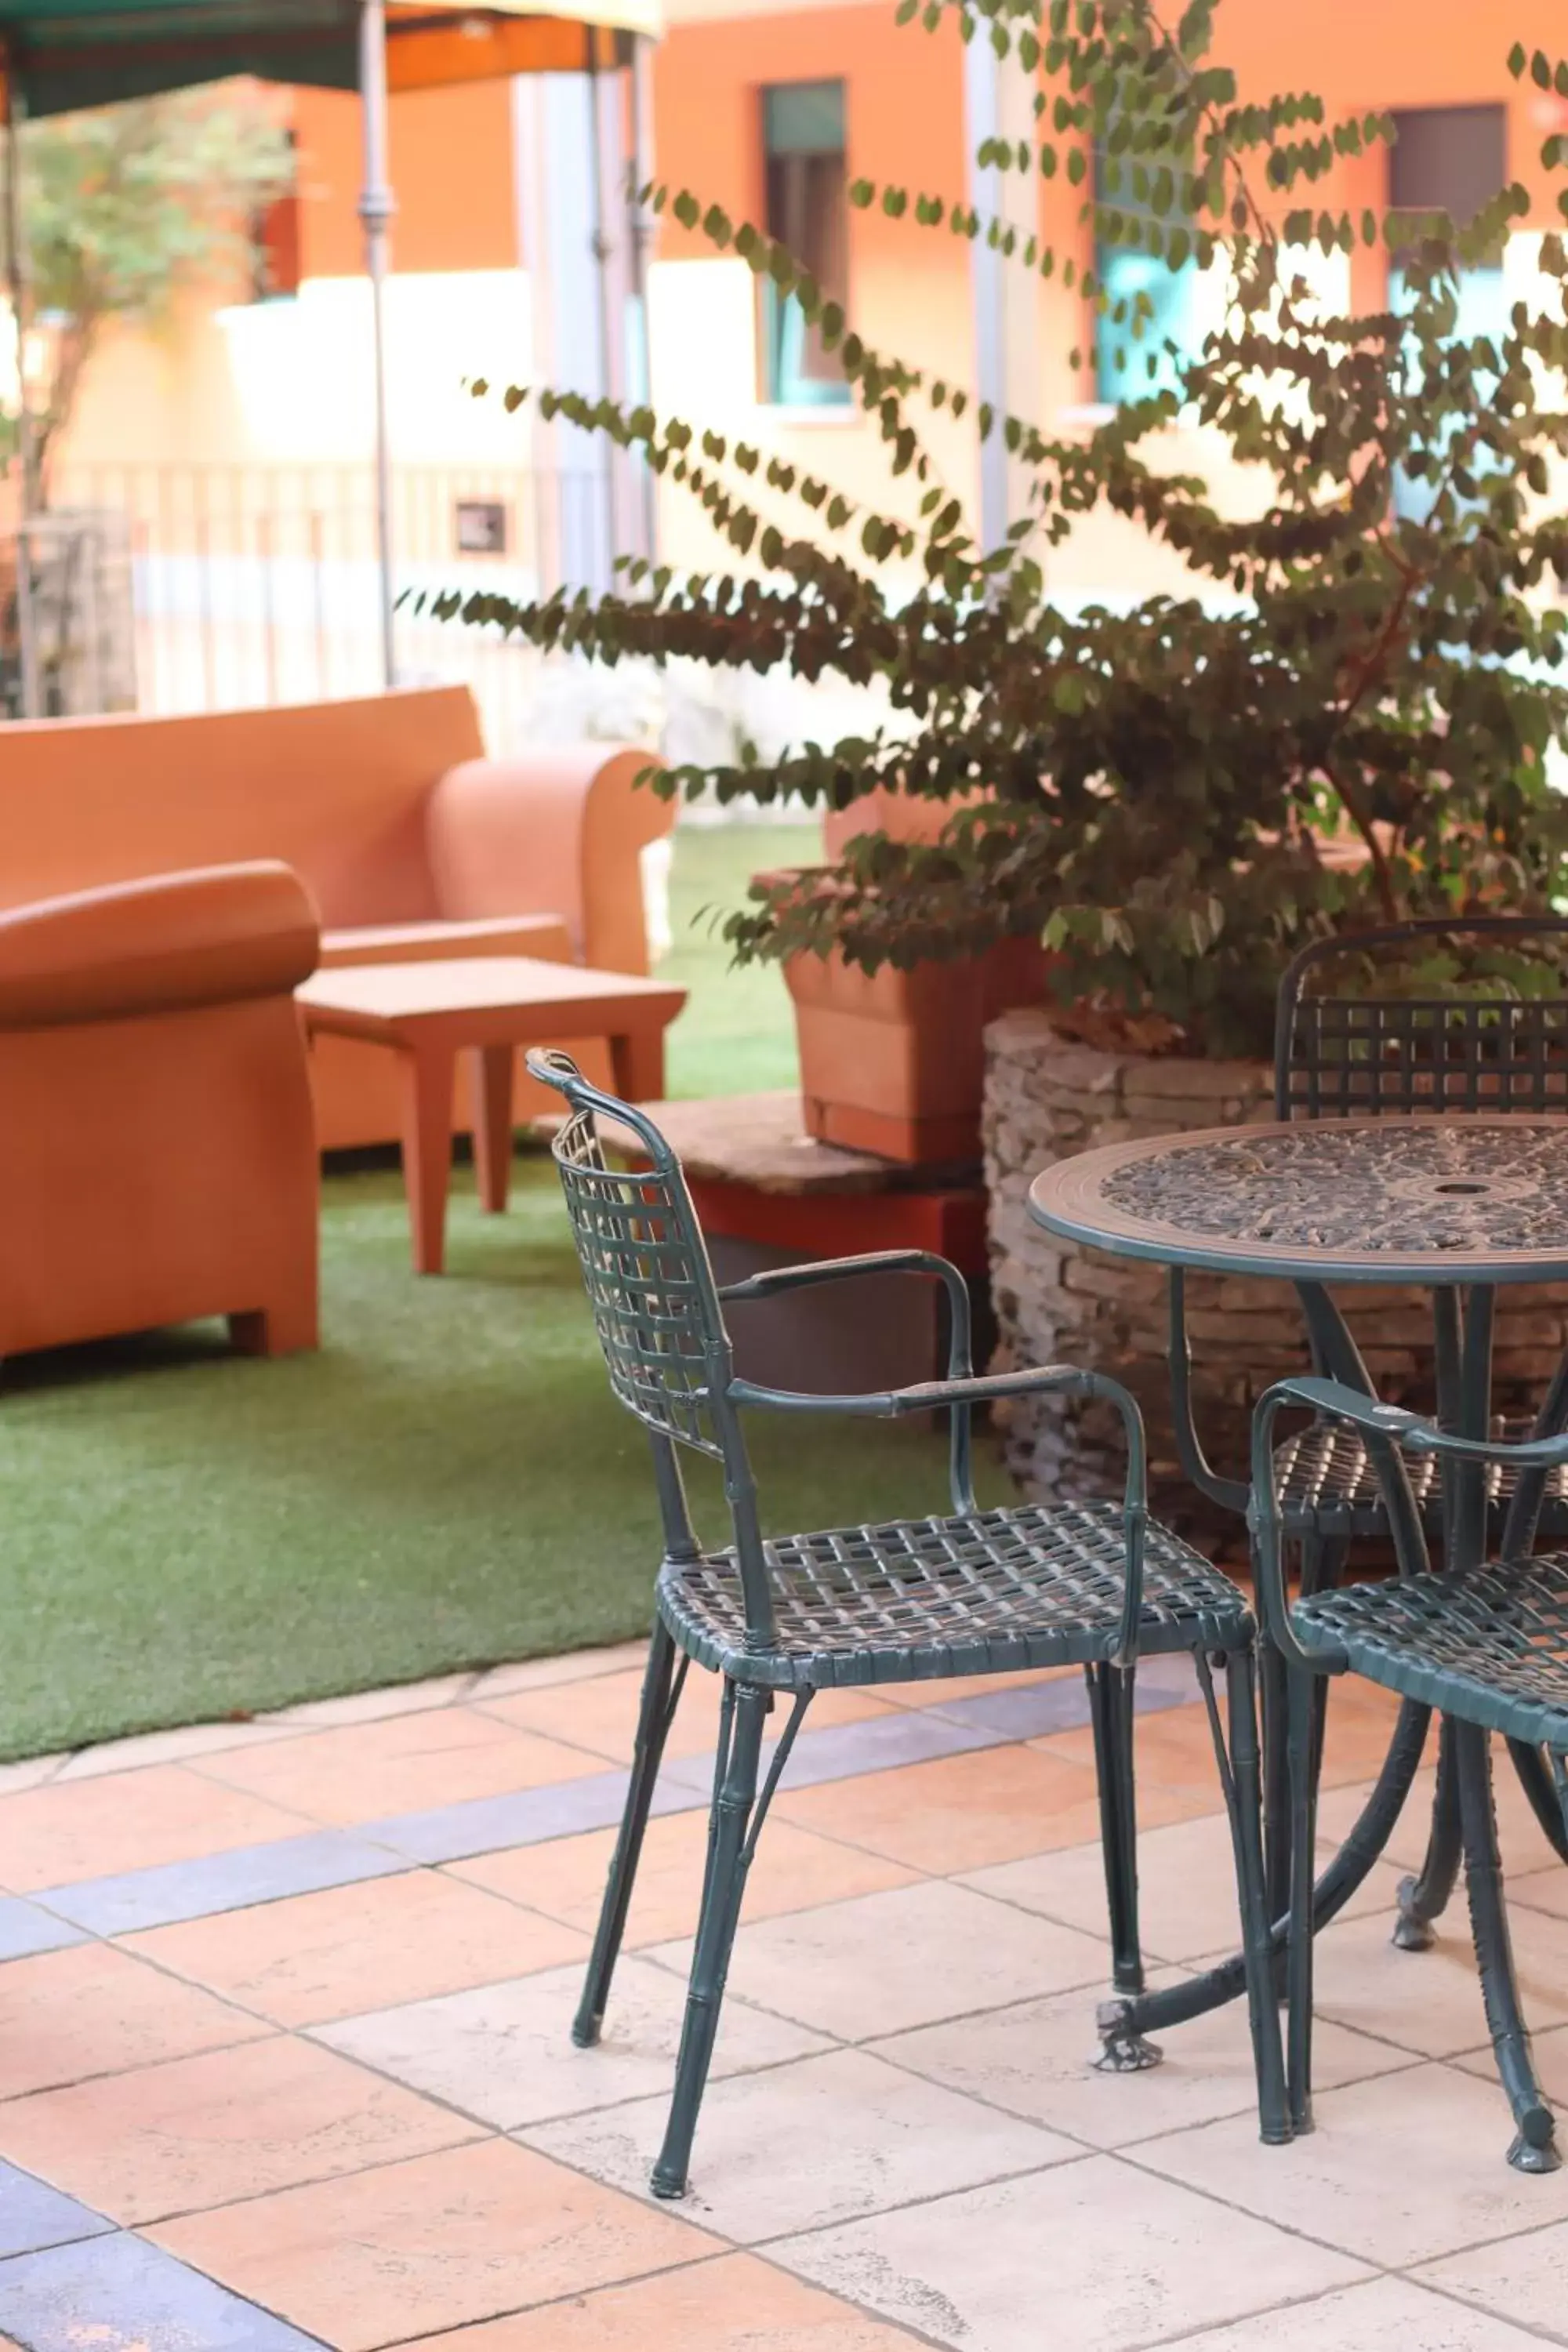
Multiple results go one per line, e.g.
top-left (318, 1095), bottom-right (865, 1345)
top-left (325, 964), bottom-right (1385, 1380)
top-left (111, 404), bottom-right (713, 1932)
top-left (47, 0), bottom-right (1568, 600)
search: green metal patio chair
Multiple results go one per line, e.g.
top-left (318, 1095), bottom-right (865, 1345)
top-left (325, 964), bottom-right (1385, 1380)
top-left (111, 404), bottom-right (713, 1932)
top-left (1171, 915), bottom-right (1568, 1937)
top-left (1251, 1373), bottom-right (1568, 2172)
top-left (528, 1049), bottom-right (1287, 2196)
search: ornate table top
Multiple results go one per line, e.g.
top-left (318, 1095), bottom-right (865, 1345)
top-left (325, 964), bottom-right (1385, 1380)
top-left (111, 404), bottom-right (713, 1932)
top-left (1028, 1117), bottom-right (1568, 1284)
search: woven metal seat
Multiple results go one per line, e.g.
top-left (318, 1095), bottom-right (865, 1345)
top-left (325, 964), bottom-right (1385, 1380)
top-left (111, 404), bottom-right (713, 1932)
top-left (1294, 1552), bottom-right (1568, 1751)
top-left (1276, 1421), bottom-right (1568, 1541)
top-left (528, 1049), bottom-right (1284, 2198)
top-left (661, 1501), bottom-right (1251, 1688)
top-left (1254, 1376), bottom-right (1568, 2173)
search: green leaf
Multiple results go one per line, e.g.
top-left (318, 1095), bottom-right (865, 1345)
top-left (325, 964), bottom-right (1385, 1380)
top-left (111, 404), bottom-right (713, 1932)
top-left (849, 178), bottom-right (875, 209)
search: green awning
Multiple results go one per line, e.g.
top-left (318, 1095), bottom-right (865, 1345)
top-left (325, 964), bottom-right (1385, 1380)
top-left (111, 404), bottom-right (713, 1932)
top-left (0, 2), bottom-right (659, 119)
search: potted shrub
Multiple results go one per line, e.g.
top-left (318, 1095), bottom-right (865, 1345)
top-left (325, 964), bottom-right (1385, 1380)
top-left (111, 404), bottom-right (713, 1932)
top-left (439, 2), bottom-right (1568, 1486)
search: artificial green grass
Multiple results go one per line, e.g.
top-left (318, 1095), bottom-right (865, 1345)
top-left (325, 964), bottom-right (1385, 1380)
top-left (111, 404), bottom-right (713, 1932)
top-left (0, 1156), bottom-right (1005, 1761)
top-left (659, 819), bottom-right (816, 1100)
top-left (0, 818), bottom-right (983, 1759)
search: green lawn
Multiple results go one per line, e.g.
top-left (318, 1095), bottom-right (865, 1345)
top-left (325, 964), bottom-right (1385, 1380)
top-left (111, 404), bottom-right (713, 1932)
top-left (0, 837), bottom-right (1003, 1757)
top-left (659, 819), bottom-right (816, 1099)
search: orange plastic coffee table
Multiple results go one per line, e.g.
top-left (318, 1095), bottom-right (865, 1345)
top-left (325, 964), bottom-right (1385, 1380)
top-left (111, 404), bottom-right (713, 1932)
top-left (297, 956), bottom-right (687, 1274)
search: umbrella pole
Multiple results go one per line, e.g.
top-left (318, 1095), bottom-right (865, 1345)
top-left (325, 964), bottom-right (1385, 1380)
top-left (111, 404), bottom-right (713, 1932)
top-left (628, 36), bottom-right (656, 562)
top-left (358, 0), bottom-right (397, 689)
top-left (585, 49), bottom-right (617, 588)
top-left (2, 47), bottom-right (40, 720)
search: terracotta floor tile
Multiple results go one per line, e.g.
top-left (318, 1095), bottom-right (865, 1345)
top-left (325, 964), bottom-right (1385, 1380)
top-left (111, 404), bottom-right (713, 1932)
top-left (775, 1744), bottom-right (1210, 1874)
top-left (0, 1768), bottom-right (311, 1894)
top-left (467, 1646), bottom-right (649, 1703)
top-left (55, 1718), bottom-right (299, 1782)
top-left (152, 2137), bottom-right (720, 2350)
top-left (1032, 1704), bottom-right (1228, 1797)
top-left (318, 1955), bottom-right (825, 2132)
top-left (452, 1813), bottom-right (917, 1947)
top-left (263, 1674), bottom-right (477, 1728)
top-left (529, 2047), bottom-right (1073, 2244)
top-left (482, 1669), bottom-right (891, 1765)
top-left (870, 1668), bottom-right (1076, 1710)
top-left (195, 1710), bottom-right (595, 1827)
top-left (1136, 2062), bottom-right (1568, 2267)
top-left (412, 2252), bottom-right (928, 2349)
top-left (0, 2033), bottom-right (481, 2223)
top-left (125, 1870), bottom-right (590, 2027)
top-left (648, 1879), bottom-right (1107, 2042)
top-left (0, 1944), bottom-right (269, 2098)
top-left (775, 2155), bottom-right (1366, 2352)
top-left (1167, 2276), bottom-right (1554, 2352)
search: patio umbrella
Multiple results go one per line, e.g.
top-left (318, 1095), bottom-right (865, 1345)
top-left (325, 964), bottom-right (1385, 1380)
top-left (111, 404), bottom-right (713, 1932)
top-left (0, 0), bottom-right (659, 710)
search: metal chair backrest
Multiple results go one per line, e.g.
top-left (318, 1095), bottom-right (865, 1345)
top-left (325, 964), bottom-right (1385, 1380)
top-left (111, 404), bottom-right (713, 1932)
top-left (528, 1050), bottom-right (779, 1649)
top-left (1274, 916), bottom-right (1568, 1123)
top-left (528, 1051), bottom-right (737, 1462)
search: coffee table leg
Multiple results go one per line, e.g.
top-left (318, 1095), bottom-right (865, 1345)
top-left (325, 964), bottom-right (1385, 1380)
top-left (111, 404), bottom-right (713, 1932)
top-left (609, 1025), bottom-right (663, 1103)
top-left (472, 1046), bottom-right (515, 1215)
top-left (398, 1045), bottom-right (455, 1276)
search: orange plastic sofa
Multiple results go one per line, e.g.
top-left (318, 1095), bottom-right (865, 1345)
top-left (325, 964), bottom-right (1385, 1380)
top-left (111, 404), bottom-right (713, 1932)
top-left (0, 862), bottom-right (320, 1361)
top-left (0, 687), bottom-right (676, 1148)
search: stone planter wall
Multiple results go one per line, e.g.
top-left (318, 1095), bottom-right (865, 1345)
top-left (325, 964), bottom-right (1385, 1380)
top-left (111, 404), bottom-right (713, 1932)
top-left (984, 1009), bottom-right (1568, 1519)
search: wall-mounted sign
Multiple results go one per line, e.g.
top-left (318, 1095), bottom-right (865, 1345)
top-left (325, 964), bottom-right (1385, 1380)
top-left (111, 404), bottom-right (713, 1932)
top-left (455, 499), bottom-right (508, 556)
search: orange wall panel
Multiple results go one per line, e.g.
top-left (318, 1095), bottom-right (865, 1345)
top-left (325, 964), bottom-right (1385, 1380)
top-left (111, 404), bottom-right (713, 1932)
top-left (293, 82), bottom-right (518, 281)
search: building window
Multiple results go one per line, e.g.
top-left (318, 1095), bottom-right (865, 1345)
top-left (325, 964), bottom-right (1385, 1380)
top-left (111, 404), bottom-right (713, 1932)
top-left (761, 80), bottom-right (850, 408)
top-left (1388, 103), bottom-right (1508, 518)
top-left (251, 129), bottom-right (300, 303)
top-left (1092, 129), bottom-right (1208, 405)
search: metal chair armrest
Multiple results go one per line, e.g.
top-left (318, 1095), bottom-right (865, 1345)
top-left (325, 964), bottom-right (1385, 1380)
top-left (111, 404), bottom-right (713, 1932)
top-left (731, 1363), bottom-right (1152, 1666)
top-left (1275, 1376), bottom-right (1568, 1470)
top-left (720, 1250), bottom-right (974, 1372)
top-left (724, 1250), bottom-right (975, 1506)
top-left (1168, 1268), bottom-right (1251, 1515)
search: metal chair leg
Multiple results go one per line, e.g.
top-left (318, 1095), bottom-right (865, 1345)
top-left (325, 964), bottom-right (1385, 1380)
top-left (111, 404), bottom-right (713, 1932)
top-left (1087, 1661), bottom-right (1150, 2038)
top-left (1454, 1718), bottom-right (1560, 2173)
top-left (572, 1622), bottom-right (685, 2048)
top-left (652, 1679), bottom-right (769, 2199)
top-left (1285, 1661), bottom-right (1319, 2133)
top-left (1395, 1714), bottom-right (1464, 1951)
top-left (1196, 1649), bottom-right (1290, 2146)
top-left (1261, 1623), bottom-right (1293, 1938)
top-left (1301, 1537), bottom-right (1346, 1804)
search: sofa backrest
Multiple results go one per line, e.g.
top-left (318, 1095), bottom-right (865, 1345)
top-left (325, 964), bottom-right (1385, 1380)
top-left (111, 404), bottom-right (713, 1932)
top-left (0, 687), bottom-right (485, 929)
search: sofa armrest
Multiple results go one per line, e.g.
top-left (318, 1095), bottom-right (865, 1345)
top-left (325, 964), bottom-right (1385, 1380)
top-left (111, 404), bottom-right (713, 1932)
top-left (425, 746), bottom-right (674, 975)
top-left (0, 862), bottom-right (320, 1031)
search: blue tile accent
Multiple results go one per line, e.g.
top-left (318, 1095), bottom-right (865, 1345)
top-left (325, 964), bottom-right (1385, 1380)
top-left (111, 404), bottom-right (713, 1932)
top-left (0, 2231), bottom-right (328, 2349)
top-left (928, 1657), bottom-right (1200, 1741)
top-left (0, 2164), bottom-right (110, 2260)
top-left (367, 1766), bottom-right (703, 1866)
top-left (666, 1702), bottom-right (1006, 1800)
top-left (19, 1658), bottom-right (1211, 1933)
top-left (0, 1902), bottom-right (86, 1965)
top-left (38, 1831), bottom-right (412, 1938)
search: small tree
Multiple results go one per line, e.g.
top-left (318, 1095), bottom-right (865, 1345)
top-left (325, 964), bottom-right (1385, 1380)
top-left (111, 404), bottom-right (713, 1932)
top-left (1, 85), bottom-right (292, 499)
top-left (438, 2), bottom-right (1568, 1059)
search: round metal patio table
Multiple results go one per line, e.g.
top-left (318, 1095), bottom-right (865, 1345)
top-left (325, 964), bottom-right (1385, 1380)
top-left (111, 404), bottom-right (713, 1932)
top-left (1029, 1115), bottom-right (1568, 2053)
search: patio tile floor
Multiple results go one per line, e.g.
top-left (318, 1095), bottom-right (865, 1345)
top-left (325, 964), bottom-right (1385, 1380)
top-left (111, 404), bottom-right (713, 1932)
top-left (0, 1642), bottom-right (1566, 2349)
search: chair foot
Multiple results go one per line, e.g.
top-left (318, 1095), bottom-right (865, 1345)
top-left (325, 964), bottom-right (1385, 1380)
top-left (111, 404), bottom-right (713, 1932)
top-left (649, 2162), bottom-right (690, 2199)
top-left (570, 2013), bottom-right (601, 2049)
top-left (1508, 2116), bottom-right (1560, 2174)
top-left (1095, 2000), bottom-right (1163, 2073)
top-left (1392, 1874), bottom-right (1439, 1951)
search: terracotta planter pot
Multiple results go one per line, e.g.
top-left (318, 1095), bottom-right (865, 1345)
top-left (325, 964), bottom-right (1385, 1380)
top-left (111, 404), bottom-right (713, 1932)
top-left (786, 937), bottom-right (1048, 1163)
top-left (769, 789), bottom-right (1050, 1164)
